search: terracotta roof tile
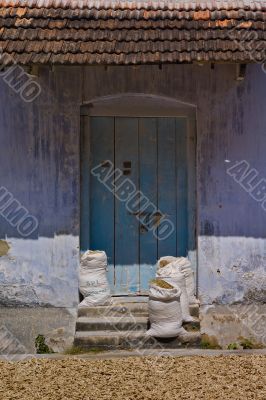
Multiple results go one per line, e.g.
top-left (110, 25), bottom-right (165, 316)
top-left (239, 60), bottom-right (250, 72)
top-left (0, 0), bottom-right (265, 64)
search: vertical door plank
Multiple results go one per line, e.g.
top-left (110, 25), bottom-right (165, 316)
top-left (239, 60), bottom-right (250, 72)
top-left (80, 115), bottom-right (90, 251)
top-left (176, 118), bottom-right (189, 256)
top-left (157, 118), bottom-right (177, 257)
top-left (115, 117), bottom-right (139, 293)
top-left (89, 117), bottom-right (115, 291)
top-left (139, 117), bottom-right (158, 292)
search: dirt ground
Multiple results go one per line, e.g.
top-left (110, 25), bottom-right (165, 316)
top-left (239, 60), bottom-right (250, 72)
top-left (0, 355), bottom-right (265, 400)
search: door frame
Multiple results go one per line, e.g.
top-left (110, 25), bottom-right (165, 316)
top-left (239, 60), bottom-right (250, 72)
top-left (80, 93), bottom-right (198, 290)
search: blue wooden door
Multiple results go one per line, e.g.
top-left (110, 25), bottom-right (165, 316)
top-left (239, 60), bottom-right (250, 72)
top-left (82, 117), bottom-right (188, 294)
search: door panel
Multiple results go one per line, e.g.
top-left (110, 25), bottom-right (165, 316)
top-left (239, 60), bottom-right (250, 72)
top-left (114, 118), bottom-right (139, 293)
top-left (139, 118), bottom-right (158, 291)
top-left (139, 118), bottom-right (158, 264)
top-left (176, 118), bottom-right (189, 256)
top-left (89, 117), bottom-right (115, 264)
top-left (84, 116), bottom-right (190, 295)
top-left (157, 118), bottom-right (178, 258)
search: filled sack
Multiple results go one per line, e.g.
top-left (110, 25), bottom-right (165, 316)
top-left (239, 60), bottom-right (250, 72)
top-left (179, 262), bottom-right (200, 305)
top-left (156, 257), bottom-right (197, 322)
top-left (79, 250), bottom-right (111, 307)
top-left (146, 279), bottom-right (186, 338)
top-left (161, 256), bottom-right (199, 305)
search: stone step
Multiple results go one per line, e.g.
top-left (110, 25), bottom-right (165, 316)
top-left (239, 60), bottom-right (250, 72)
top-left (78, 303), bottom-right (148, 318)
top-left (74, 330), bottom-right (201, 350)
top-left (76, 316), bottom-right (149, 332)
top-left (78, 303), bottom-right (199, 318)
top-left (76, 316), bottom-right (200, 332)
top-left (111, 296), bottom-right (149, 303)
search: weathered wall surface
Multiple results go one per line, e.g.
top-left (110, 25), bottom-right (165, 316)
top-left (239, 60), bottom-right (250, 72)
top-left (80, 63), bottom-right (266, 308)
top-left (0, 67), bottom-right (82, 351)
top-left (0, 63), bottom-right (265, 350)
top-left (0, 307), bottom-right (77, 353)
top-left (0, 67), bottom-right (82, 311)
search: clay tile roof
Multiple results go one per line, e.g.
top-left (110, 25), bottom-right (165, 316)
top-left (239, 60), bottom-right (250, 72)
top-left (0, 0), bottom-right (265, 65)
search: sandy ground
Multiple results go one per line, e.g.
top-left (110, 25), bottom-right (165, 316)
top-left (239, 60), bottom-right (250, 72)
top-left (0, 355), bottom-right (265, 400)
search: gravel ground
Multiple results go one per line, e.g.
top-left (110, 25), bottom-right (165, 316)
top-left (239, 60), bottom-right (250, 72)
top-left (0, 355), bottom-right (265, 400)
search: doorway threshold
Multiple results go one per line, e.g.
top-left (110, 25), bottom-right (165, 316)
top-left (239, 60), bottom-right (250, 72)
top-left (111, 296), bottom-right (148, 303)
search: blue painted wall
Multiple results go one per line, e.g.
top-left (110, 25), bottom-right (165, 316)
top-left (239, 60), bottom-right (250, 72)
top-left (0, 67), bottom-right (82, 239)
top-left (0, 63), bottom-right (265, 307)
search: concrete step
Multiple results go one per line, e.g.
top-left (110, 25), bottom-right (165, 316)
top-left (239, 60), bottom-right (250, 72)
top-left (76, 316), bottom-right (200, 332)
top-left (74, 330), bottom-right (201, 350)
top-left (78, 303), bottom-right (148, 318)
top-left (78, 303), bottom-right (199, 318)
top-left (76, 316), bottom-right (149, 332)
top-left (111, 296), bottom-right (149, 303)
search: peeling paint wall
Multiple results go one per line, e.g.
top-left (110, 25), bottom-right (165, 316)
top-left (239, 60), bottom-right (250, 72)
top-left (80, 63), bottom-right (266, 307)
top-left (198, 236), bottom-right (266, 305)
top-left (0, 236), bottom-right (79, 307)
top-left (0, 63), bottom-right (265, 348)
top-left (0, 67), bottom-right (82, 310)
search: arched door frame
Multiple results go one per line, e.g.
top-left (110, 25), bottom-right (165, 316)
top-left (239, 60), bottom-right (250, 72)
top-left (80, 93), bottom-right (198, 289)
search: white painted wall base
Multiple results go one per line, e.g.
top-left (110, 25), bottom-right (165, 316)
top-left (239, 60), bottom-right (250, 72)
top-left (198, 236), bottom-right (266, 305)
top-left (0, 235), bottom-right (79, 307)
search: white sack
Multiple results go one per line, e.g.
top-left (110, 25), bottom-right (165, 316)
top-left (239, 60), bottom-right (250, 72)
top-left (180, 264), bottom-right (200, 305)
top-left (146, 283), bottom-right (185, 338)
top-left (79, 250), bottom-right (111, 307)
top-left (158, 256), bottom-right (198, 305)
top-left (165, 257), bottom-right (199, 305)
top-left (156, 257), bottom-right (196, 322)
top-left (149, 281), bottom-right (182, 300)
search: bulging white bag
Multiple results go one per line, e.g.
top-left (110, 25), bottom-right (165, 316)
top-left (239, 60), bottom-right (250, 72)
top-left (157, 256), bottom-right (198, 304)
top-left (156, 257), bottom-right (197, 322)
top-left (179, 263), bottom-right (200, 305)
top-left (146, 280), bottom-right (186, 338)
top-left (79, 250), bottom-right (111, 307)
